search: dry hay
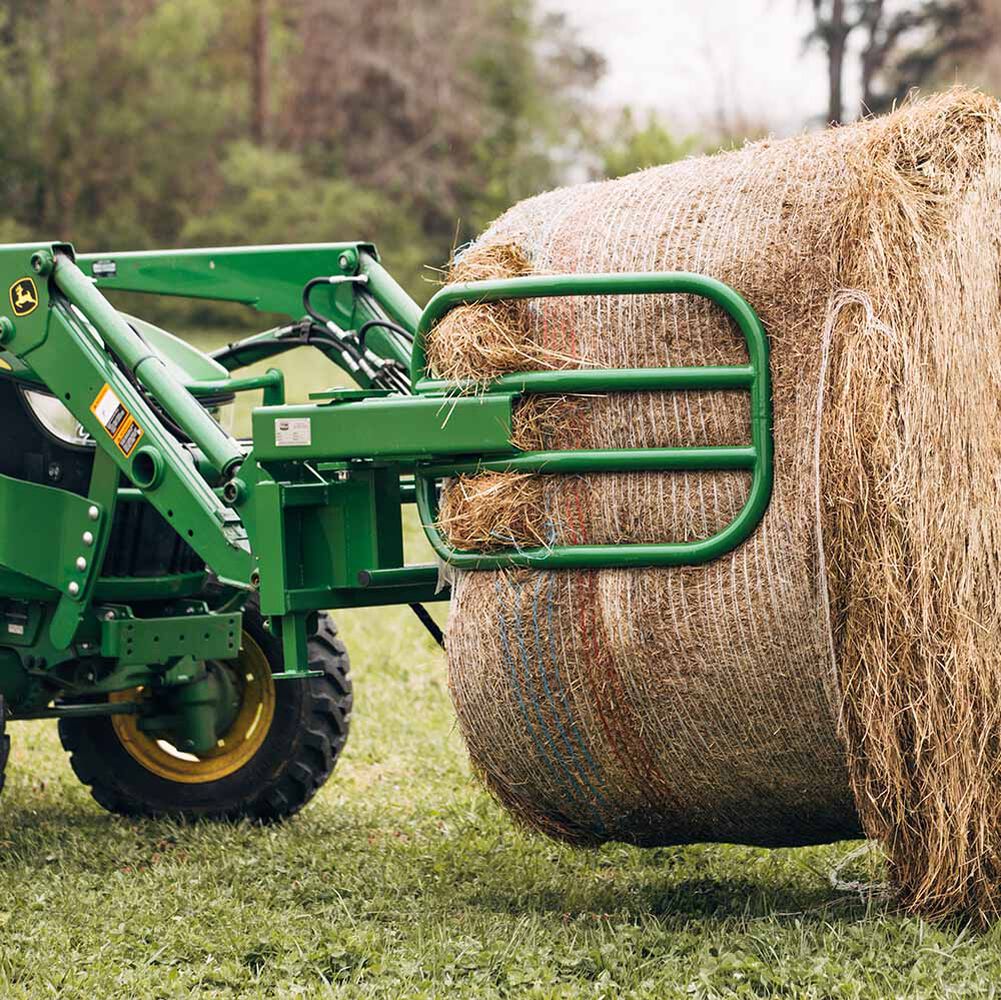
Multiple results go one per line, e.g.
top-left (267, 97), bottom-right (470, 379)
top-left (436, 471), bottom-right (548, 552)
top-left (430, 88), bottom-right (1001, 924)
top-left (424, 243), bottom-right (536, 384)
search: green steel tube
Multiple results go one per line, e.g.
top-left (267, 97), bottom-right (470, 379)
top-left (188, 370), bottom-right (285, 406)
top-left (415, 466), bottom-right (770, 570)
top-left (52, 254), bottom-right (244, 476)
top-left (78, 243), bottom-right (372, 320)
top-left (411, 270), bottom-right (774, 570)
top-left (359, 252), bottom-right (422, 332)
top-left (422, 445), bottom-right (756, 478)
top-left (413, 271), bottom-right (768, 383)
top-left (416, 365), bottom-right (754, 396)
top-left (357, 565), bottom-right (440, 588)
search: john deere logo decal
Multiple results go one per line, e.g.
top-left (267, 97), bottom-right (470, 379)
top-left (9, 278), bottom-right (38, 317)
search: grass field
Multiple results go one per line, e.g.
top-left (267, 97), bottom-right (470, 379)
top-left (1, 331), bottom-right (1000, 998)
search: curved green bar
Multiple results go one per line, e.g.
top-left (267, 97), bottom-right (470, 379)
top-left (412, 271), bottom-right (773, 570)
top-left (420, 445), bottom-right (757, 478)
top-left (413, 271), bottom-right (767, 382)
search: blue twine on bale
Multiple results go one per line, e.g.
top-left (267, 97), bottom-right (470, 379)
top-left (496, 575), bottom-right (607, 833)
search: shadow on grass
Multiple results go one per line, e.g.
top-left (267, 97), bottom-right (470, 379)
top-left (0, 792), bottom-right (886, 929)
top-left (451, 832), bottom-right (890, 927)
top-left (468, 871), bottom-right (879, 926)
top-left (0, 794), bottom-right (386, 870)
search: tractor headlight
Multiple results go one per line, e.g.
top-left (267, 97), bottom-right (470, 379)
top-left (21, 387), bottom-right (93, 448)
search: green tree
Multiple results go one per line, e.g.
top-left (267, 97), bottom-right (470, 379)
top-left (274, 0), bottom-right (603, 248)
top-left (0, 0), bottom-right (243, 246)
top-left (802, 0), bottom-right (993, 123)
top-left (600, 110), bottom-right (700, 179)
top-left (0, 0), bottom-right (603, 312)
top-left (180, 143), bottom-right (432, 293)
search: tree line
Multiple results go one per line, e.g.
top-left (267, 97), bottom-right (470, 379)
top-left (0, 0), bottom-right (993, 319)
top-left (0, 0), bottom-right (604, 303)
top-left (803, 0), bottom-right (996, 124)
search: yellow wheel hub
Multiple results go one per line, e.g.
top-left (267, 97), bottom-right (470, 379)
top-left (110, 632), bottom-right (276, 784)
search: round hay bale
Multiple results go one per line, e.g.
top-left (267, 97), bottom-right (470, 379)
top-left (430, 89), bottom-right (1001, 924)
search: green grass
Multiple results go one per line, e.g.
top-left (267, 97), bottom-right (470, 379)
top-left (5, 607), bottom-right (1000, 1000)
top-left (2, 332), bottom-right (1000, 997)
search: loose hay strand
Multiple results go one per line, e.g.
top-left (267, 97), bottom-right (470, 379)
top-left (425, 242), bottom-right (538, 384)
top-left (427, 241), bottom-right (590, 383)
top-left (436, 472), bottom-right (549, 552)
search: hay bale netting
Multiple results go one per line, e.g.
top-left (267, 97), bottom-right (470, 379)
top-left (429, 89), bottom-right (1001, 924)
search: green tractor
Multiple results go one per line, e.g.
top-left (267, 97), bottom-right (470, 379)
top-left (0, 241), bottom-right (772, 820)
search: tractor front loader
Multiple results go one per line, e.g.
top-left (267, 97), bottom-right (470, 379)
top-left (0, 240), bottom-right (772, 819)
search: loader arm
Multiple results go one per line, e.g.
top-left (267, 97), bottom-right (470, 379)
top-left (0, 246), bottom-right (255, 601)
top-left (77, 243), bottom-right (416, 380)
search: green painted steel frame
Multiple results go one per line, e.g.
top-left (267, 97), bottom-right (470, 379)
top-left (101, 610), bottom-right (242, 666)
top-left (411, 272), bottom-right (774, 570)
top-left (77, 243), bottom-right (376, 321)
top-left (77, 244), bottom-right (415, 380)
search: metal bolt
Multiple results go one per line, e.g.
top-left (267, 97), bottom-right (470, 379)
top-left (334, 469), bottom-right (350, 482)
top-left (47, 462), bottom-right (62, 482)
top-left (223, 478), bottom-right (246, 505)
top-left (82, 531), bottom-right (94, 546)
top-left (87, 505), bottom-right (99, 521)
top-left (250, 570), bottom-right (261, 588)
top-left (75, 556), bottom-right (87, 571)
top-left (68, 581), bottom-right (80, 596)
top-left (338, 253), bottom-right (350, 271)
top-left (104, 610), bottom-right (116, 621)
top-left (30, 250), bottom-right (53, 276)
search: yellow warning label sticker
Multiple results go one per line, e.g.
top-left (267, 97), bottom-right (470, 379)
top-left (91, 384), bottom-right (130, 436)
top-left (116, 416), bottom-right (143, 457)
top-left (90, 384), bottom-right (144, 456)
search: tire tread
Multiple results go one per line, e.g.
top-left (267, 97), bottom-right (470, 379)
top-left (58, 605), bottom-right (351, 823)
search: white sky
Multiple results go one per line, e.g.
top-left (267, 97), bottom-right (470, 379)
top-left (545, 0), bottom-right (840, 135)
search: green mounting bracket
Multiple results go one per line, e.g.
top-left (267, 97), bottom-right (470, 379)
top-left (0, 472), bottom-right (109, 606)
top-left (410, 271), bottom-right (774, 570)
top-left (101, 611), bottom-right (243, 666)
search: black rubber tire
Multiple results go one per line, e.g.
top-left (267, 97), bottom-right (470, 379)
top-left (0, 697), bottom-right (8, 799)
top-left (58, 598), bottom-right (351, 822)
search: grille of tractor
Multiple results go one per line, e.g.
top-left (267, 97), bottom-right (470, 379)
top-left (101, 501), bottom-right (203, 578)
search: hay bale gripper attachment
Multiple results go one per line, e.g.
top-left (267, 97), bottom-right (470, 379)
top-left (0, 241), bottom-right (771, 818)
